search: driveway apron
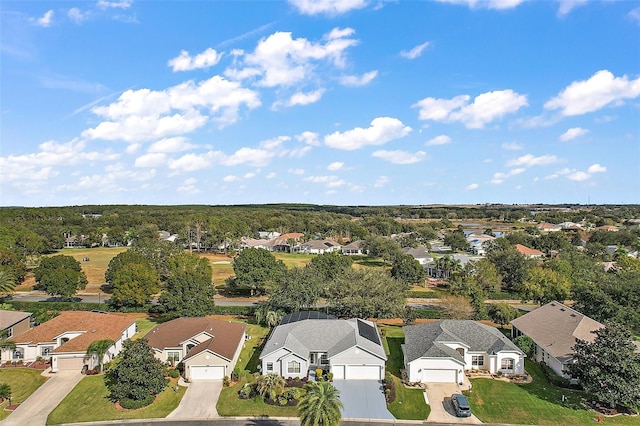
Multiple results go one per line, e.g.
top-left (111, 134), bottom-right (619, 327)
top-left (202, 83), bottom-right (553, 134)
top-left (332, 380), bottom-right (394, 420)
top-left (2, 371), bottom-right (83, 426)
top-left (167, 380), bottom-right (222, 419)
top-left (424, 382), bottom-right (483, 424)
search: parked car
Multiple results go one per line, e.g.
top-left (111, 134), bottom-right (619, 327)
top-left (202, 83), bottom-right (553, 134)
top-left (451, 393), bottom-right (472, 417)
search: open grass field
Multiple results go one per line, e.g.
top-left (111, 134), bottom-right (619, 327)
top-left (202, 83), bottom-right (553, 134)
top-left (46, 375), bottom-right (185, 425)
top-left (0, 368), bottom-right (48, 421)
top-left (468, 360), bottom-right (637, 425)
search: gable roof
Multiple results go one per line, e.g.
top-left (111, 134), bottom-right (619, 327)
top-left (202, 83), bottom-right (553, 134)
top-left (403, 247), bottom-right (432, 259)
top-left (260, 318), bottom-right (386, 361)
top-left (146, 317), bottom-right (246, 361)
top-left (11, 311), bottom-right (135, 353)
top-left (511, 301), bottom-right (604, 363)
top-left (0, 310), bottom-right (32, 329)
top-left (403, 320), bottom-right (523, 364)
top-left (515, 244), bottom-right (544, 256)
top-left (342, 240), bottom-right (364, 250)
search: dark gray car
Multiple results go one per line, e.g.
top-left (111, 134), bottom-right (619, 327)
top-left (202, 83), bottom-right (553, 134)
top-left (451, 393), bottom-right (472, 417)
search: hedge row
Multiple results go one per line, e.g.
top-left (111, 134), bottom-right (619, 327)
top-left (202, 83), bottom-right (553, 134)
top-left (9, 301), bottom-right (254, 316)
top-left (411, 308), bottom-right (442, 319)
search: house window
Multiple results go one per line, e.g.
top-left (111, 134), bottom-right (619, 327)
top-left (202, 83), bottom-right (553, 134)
top-left (6, 328), bottom-right (12, 338)
top-left (320, 354), bottom-right (329, 365)
top-left (501, 358), bottom-right (514, 370)
top-left (472, 356), bottom-right (484, 367)
top-left (167, 351), bottom-right (180, 363)
top-left (456, 348), bottom-right (465, 357)
top-left (41, 346), bottom-right (54, 357)
top-left (266, 362), bottom-right (273, 372)
top-left (287, 361), bottom-right (300, 374)
top-left (13, 348), bottom-right (23, 359)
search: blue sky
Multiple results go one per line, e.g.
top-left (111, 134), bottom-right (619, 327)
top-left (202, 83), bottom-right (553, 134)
top-left (1, 0), bottom-right (639, 207)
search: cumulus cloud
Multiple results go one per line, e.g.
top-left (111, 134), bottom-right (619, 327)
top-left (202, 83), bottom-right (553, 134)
top-left (339, 70), bottom-right (378, 87)
top-left (491, 168), bottom-right (525, 184)
top-left (324, 117), bottom-right (411, 150)
top-left (288, 168), bottom-right (305, 175)
top-left (68, 8), bottom-right (88, 23)
top-left (371, 150), bottom-right (426, 164)
top-left (223, 175), bottom-right (240, 182)
top-left (557, 0), bottom-right (588, 17)
top-left (82, 75), bottom-right (261, 142)
top-left (559, 127), bottom-right (589, 142)
top-left (97, 0), bottom-right (132, 9)
top-left (435, 0), bottom-right (525, 10)
top-left (588, 163), bottom-right (606, 173)
top-left (629, 7), bottom-right (640, 24)
top-left (30, 10), bottom-right (54, 27)
top-left (168, 48), bottom-right (223, 72)
top-left (327, 161), bottom-right (344, 171)
top-left (568, 171), bottom-right (590, 181)
top-left (266, 172), bottom-right (277, 179)
top-left (296, 131), bottom-right (321, 146)
top-left (273, 89), bottom-right (325, 109)
top-left (147, 137), bottom-right (195, 153)
top-left (466, 183), bottom-right (479, 190)
top-left (544, 70), bottom-right (640, 116)
top-left (304, 175), bottom-right (346, 188)
top-left (507, 154), bottom-right (559, 167)
top-left (374, 176), bottom-right (390, 187)
top-left (413, 89), bottom-right (528, 128)
top-left (502, 142), bottom-right (523, 151)
top-left (134, 153), bottom-right (167, 168)
top-left (400, 42), bottom-right (430, 59)
top-left (426, 135), bottom-right (451, 146)
top-left (288, 0), bottom-right (368, 16)
top-left (177, 178), bottom-right (200, 194)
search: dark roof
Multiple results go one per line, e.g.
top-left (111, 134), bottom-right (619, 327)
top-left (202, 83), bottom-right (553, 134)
top-left (279, 311), bottom-right (336, 325)
top-left (357, 319), bottom-right (380, 345)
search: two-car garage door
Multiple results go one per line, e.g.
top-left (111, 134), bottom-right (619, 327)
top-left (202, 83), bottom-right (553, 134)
top-left (332, 365), bottom-right (383, 380)
top-left (421, 369), bottom-right (458, 383)
top-left (189, 365), bottom-right (225, 380)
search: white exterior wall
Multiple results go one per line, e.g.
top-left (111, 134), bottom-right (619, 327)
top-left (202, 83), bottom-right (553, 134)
top-left (261, 349), bottom-right (308, 378)
top-left (407, 358), bottom-right (464, 383)
top-left (496, 351), bottom-right (525, 374)
top-left (329, 346), bottom-right (385, 378)
top-left (185, 351), bottom-right (230, 381)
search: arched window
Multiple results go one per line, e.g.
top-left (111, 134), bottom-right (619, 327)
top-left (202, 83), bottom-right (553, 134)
top-left (287, 360), bottom-right (301, 374)
top-left (501, 358), bottom-right (515, 370)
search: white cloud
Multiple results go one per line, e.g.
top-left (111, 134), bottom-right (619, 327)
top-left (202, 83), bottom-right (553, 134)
top-left (296, 131), bottom-right (321, 146)
top-left (134, 153), bottom-right (167, 168)
top-left (304, 175), bottom-right (346, 187)
top-left (225, 28), bottom-right (358, 88)
top-left (629, 7), bottom-right (640, 24)
top-left (372, 150), bottom-right (426, 164)
top-left (168, 48), bottom-right (223, 72)
top-left (223, 175), bottom-right (240, 182)
top-left (68, 8), bottom-right (87, 23)
top-left (288, 0), bottom-right (368, 16)
top-left (31, 10), bottom-right (54, 27)
top-left (491, 168), bottom-right (525, 184)
top-left (587, 163), bottom-right (606, 173)
top-left (125, 144), bottom-right (141, 154)
top-left (435, 0), bottom-right (525, 10)
top-left (502, 142), bottom-right (523, 150)
top-left (97, 0), bottom-right (132, 9)
top-left (223, 147), bottom-right (273, 167)
top-left (466, 183), bottom-right (479, 190)
top-left (83, 75), bottom-right (261, 142)
top-left (559, 127), bottom-right (589, 142)
top-left (266, 172), bottom-right (277, 179)
top-left (147, 137), bottom-right (195, 153)
top-left (288, 168), bottom-right (305, 175)
top-left (327, 162), bottom-right (344, 171)
top-left (568, 171), bottom-right (590, 181)
top-left (507, 154), bottom-right (559, 167)
top-left (413, 89), bottom-right (528, 128)
top-left (426, 135), bottom-right (451, 146)
top-left (244, 172), bottom-right (256, 179)
top-left (324, 117), bottom-right (411, 150)
top-left (400, 42), bottom-right (430, 59)
top-left (557, 0), bottom-right (588, 17)
top-left (274, 89), bottom-right (325, 109)
top-left (177, 178), bottom-right (200, 194)
top-left (339, 70), bottom-right (378, 87)
top-left (374, 176), bottom-right (390, 188)
top-left (544, 70), bottom-right (640, 116)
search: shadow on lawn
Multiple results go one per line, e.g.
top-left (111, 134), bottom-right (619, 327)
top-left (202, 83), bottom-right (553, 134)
top-left (385, 337), bottom-right (405, 377)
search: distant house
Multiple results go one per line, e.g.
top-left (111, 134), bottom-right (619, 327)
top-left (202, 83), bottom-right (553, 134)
top-left (341, 240), bottom-right (365, 256)
top-left (3, 311), bottom-right (137, 372)
top-left (145, 317), bottom-right (246, 381)
top-left (595, 225), bottom-right (619, 232)
top-left (403, 247), bottom-right (433, 265)
top-left (240, 237), bottom-right (272, 251)
top-left (514, 244), bottom-right (544, 259)
top-left (403, 320), bottom-right (525, 384)
top-left (537, 223), bottom-right (561, 232)
top-left (258, 231), bottom-right (281, 239)
top-left (465, 233), bottom-right (495, 255)
top-left (270, 233), bottom-right (305, 253)
top-left (299, 240), bottom-right (341, 255)
top-left (511, 301), bottom-right (604, 378)
top-left (0, 310), bottom-right (32, 339)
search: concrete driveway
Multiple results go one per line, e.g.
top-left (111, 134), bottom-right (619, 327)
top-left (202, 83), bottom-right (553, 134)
top-left (2, 370), bottom-right (83, 426)
top-left (332, 380), bottom-right (394, 420)
top-left (424, 382), bottom-right (482, 424)
top-left (167, 380), bottom-right (222, 419)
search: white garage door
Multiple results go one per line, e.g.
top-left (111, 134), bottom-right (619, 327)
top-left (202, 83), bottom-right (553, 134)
top-left (332, 365), bottom-right (345, 380)
top-left (56, 356), bottom-right (86, 371)
top-left (422, 369), bottom-right (457, 383)
top-left (190, 365), bottom-right (225, 380)
top-left (345, 365), bottom-right (382, 380)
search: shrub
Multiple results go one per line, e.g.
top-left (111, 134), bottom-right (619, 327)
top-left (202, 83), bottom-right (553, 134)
top-left (383, 376), bottom-right (396, 403)
top-left (223, 376), bottom-right (230, 387)
top-left (238, 382), bottom-right (256, 399)
top-left (167, 369), bottom-right (180, 379)
top-left (119, 395), bottom-right (155, 410)
top-left (328, 372), bottom-right (333, 382)
top-left (315, 368), bottom-right (323, 379)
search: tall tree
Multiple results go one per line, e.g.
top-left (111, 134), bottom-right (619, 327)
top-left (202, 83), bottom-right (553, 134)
top-left (569, 322), bottom-right (640, 410)
top-left (158, 253), bottom-right (215, 317)
top-left (487, 303), bottom-right (518, 328)
top-left (86, 339), bottom-right (115, 372)
top-left (227, 248), bottom-right (286, 296)
top-left (129, 238), bottom-right (182, 280)
top-left (485, 239), bottom-right (530, 292)
top-left (33, 255), bottom-right (87, 298)
top-left (308, 252), bottom-right (353, 282)
top-left (390, 254), bottom-right (425, 285)
top-left (298, 381), bottom-right (343, 426)
top-left (439, 295), bottom-right (475, 319)
top-left (519, 267), bottom-right (571, 305)
top-left (110, 263), bottom-right (161, 307)
top-left (0, 271), bottom-right (16, 297)
top-left (362, 235), bottom-right (403, 262)
top-left (267, 267), bottom-right (322, 313)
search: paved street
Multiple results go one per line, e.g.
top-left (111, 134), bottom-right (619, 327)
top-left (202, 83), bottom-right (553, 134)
top-left (167, 380), bottom-right (222, 419)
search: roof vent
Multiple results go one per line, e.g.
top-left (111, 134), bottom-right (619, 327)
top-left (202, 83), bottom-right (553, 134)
top-left (570, 314), bottom-right (576, 317)
top-left (550, 303), bottom-right (556, 306)
top-left (560, 308), bottom-right (565, 311)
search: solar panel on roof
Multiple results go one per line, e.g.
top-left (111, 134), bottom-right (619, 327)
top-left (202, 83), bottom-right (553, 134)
top-left (279, 311), bottom-right (336, 325)
top-left (357, 319), bottom-right (380, 345)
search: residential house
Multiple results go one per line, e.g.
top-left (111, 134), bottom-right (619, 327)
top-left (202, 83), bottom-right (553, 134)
top-left (403, 320), bottom-right (525, 384)
top-left (260, 312), bottom-right (387, 380)
top-left (510, 301), bottom-right (604, 378)
top-left (145, 317), bottom-right (246, 381)
top-left (341, 240), bottom-right (365, 256)
top-left (515, 244), bottom-right (544, 259)
top-left (537, 223), bottom-right (561, 232)
top-left (3, 311), bottom-right (137, 372)
top-left (270, 233), bottom-right (304, 252)
top-left (0, 310), bottom-right (32, 339)
top-left (240, 237), bottom-right (272, 251)
top-left (403, 247), bottom-right (433, 265)
top-left (299, 240), bottom-right (341, 255)
top-left (258, 231), bottom-right (281, 239)
top-left (595, 225), bottom-right (619, 232)
top-left (465, 233), bottom-right (495, 255)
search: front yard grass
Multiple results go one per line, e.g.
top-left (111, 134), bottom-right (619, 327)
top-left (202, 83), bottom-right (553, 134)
top-left (0, 368), bottom-right (48, 421)
top-left (46, 375), bottom-right (185, 425)
top-left (131, 317), bottom-right (159, 340)
top-left (467, 360), bottom-right (638, 426)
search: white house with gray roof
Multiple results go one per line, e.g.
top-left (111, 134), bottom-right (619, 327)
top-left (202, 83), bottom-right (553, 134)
top-left (403, 320), bottom-right (525, 384)
top-left (260, 315), bottom-right (387, 380)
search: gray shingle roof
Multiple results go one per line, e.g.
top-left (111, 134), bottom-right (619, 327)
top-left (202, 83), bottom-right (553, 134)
top-left (403, 320), bottom-right (523, 363)
top-left (260, 318), bottom-right (386, 361)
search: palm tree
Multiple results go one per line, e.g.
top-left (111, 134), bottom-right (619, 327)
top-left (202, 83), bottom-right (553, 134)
top-left (0, 271), bottom-right (16, 297)
top-left (265, 310), bottom-right (285, 328)
top-left (86, 339), bottom-right (115, 372)
top-left (256, 373), bottom-right (285, 401)
top-left (298, 381), bottom-right (343, 426)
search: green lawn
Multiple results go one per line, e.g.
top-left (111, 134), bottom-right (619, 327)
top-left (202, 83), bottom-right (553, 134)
top-left (47, 375), bottom-right (185, 425)
top-left (467, 360), bottom-right (638, 426)
top-left (273, 253), bottom-right (314, 268)
top-left (0, 368), bottom-right (48, 421)
top-left (131, 317), bottom-right (159, 340)
top-left (382, 326), bottom-right (431, 420)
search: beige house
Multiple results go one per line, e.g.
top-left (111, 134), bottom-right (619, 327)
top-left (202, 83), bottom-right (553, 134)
top-left (145, 317), bottom-right (246, 381)
top-left (511, 301), bottom-right (604, 378)
top-left (0, 310), bottom-right (32, 339)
